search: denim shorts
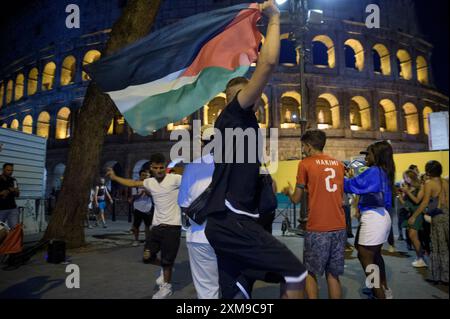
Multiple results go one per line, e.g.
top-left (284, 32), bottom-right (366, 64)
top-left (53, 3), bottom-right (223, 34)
top-left (303, 229), bottom-right (347, 277)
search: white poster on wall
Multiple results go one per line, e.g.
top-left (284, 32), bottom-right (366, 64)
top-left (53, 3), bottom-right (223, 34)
top-left (428, 112), bottom-right (449, 151)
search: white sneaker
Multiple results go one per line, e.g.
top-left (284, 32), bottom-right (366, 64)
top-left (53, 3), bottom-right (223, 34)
top-left (132, 241), bottom-right (139, 247)
top-left (156, 269), bottom-right (164, 286)
top-left (387, 245), bottom-right (396, 253)
top-left (412, 258), bottom-right (427, 268)
top-left (152, 283), bottom-right (173, 299)
top-left (384, 288), bottom-right (394, 299)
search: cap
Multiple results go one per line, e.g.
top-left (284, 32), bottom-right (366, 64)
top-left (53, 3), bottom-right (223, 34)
top-left (360, 151), bottom-right (368, 155)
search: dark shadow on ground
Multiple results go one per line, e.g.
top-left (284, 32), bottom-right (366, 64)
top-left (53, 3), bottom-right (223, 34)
top-left (0, 276), bottom-right (64, 299)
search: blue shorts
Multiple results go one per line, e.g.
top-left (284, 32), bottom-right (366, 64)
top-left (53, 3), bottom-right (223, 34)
top-left (98, 201), bottom-right (106, 211)
top-left (303, 230), bottom-right (347, 278)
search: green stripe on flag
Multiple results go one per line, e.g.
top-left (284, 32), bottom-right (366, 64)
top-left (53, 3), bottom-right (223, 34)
top-left (123, 65), bottom-right (249, 135)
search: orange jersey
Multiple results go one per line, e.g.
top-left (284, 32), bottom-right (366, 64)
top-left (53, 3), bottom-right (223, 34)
top-left (296, 154), bottom-right (346, 232)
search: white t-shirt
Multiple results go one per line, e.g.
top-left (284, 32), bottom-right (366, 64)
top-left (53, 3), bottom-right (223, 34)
top-left (178, 153), bottom-right (214, 244)
top-left (143, 174), bottom-right (182, 226)
top-left (132, 187), bottom-right (153, 213)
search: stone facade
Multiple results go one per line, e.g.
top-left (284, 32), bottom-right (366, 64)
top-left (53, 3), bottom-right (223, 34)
top-left (0, 0), bottom-right (448, 195)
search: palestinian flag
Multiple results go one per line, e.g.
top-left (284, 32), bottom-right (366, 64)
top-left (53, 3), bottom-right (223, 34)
top-left (85, 3), bottom-right (262, 135)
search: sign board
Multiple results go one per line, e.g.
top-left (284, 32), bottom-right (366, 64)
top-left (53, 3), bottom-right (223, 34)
top-left (428, 112), bottom-right (449, 151)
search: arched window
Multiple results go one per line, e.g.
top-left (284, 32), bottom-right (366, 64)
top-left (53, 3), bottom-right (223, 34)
top-left (56, 107), bottom-right (71, 139)
top-left (372, 44), bottom-right (391, 76)
top-left (6, 80), bottom-right (13, 104)
top-left (15, 74), bottom-right (25, 101)
top-left (52, 163), bottom-right (66, 191)
top-left (132, 160), bottom-right (151, 180)
top-left (312, 35), bottom-right (335, 68)
top-left (61, 56), bottom-right (76, 86)
top-left (422, 106), bottom-right (433, 136)
top-left (83, 50), bottom-right (102, 81)
top-left (0, 82), bottom-right (4, 108)
top-left (316, 93), bottom-right (340, 129)
top-left (1, 123), bottom-right (7, 128)
top-left (397, 50), bottom-right (412, 80)
top-left (350, 96), bottom-right (371, 131)
top-left (280, 33), bottom-right (297, 66)
top-left (203, 94), bottom-right (226, 126)
top-left (11, 119), bottom-right (19, 130)
top-left (28, 68), bottom-right (39, 95)
top-left (37, 111), bottom-right (51, 138)
top-left (22, 115), bottom-right (33, 134)
top-left (344, 39), bottom-right (364, 71)
top-left (42, 62), bottom-right (56, 91)
top-left (256, 94), bottom-right (269, 128)
top-left (416, 56), bottom-right (429, 85)
top-left (402, 103), bottom-right (419, 135)
top-left (107, 115), bottom-right (126, 135)
top-left (379, 99), bottom-right (397, 132)
top-left (280, 91), bottom-right (301, 129)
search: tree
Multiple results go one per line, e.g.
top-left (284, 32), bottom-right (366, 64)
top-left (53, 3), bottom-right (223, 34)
top-left (43, 0), bottom-right (163, 248)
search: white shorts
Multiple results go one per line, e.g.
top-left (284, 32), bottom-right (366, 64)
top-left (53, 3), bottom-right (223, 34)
top-left (357, 209), bottom-right (392, 246)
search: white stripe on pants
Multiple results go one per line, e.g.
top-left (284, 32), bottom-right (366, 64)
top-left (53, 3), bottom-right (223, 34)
top-left (186, 242), bottom-right (219, 299)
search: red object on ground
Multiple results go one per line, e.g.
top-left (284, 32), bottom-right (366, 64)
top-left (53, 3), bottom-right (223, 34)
top-left (0, 224), bottom-right (23, 255)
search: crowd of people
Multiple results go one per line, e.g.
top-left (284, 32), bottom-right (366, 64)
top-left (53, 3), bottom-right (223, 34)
top-left (0, 0), bottom-right (448, 300)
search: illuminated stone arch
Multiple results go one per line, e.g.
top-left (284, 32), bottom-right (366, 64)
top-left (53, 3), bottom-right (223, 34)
top-left (56, 107), bottom-right (71, 139)
top-left (203, 93), bottom-right (226, 126)
top-left (397, 50), bottom-right (413, 80)
top-left (107, 115), bottom-right (126, 135)
top-left (42, 62), bottom-right (56, 91)
top-left (379, 99), bottom-right (397, 132)
top-left (15, 74), bottom-right (25, 101)
top-left (37, 111), bottom-right (51, 138)
top-left (280, 91), bottom-right (301, 129)
top-left (256, 93), bottom-right (270, 128)
top-left (6, 80), bottom-right (13, 104)
top-left (402, 102), bottom-right (419, 135)
top-left (10, 119), bottom-right (19, 130)
top-left (83, 50), bottom-right (102, 81)
top-left (350, 96), bottom-right (371, 131)
top-left (22, 115), bottom-right (33, 134)
top-left (28, 68), bottom-right (39, 95)
top-left (422, 106), bottom-right (433, 136)
top-left (344, 39), bottom-right (365, 71)
top-left (0, 82), bottom-right (4, 108)
top-left (316, 93), bottom-right (340, 129)
top-left (416, 56), bottom-right (429, 85)
top-left (132, 159), bottom-right (151, 180)
top-left (280, 33), bottom-right (297, 66)
top-left (372, 44), bottom-right (391, 76)
top-left (312, 35), bottom-right (335, 68)
top-left (61, 55), bottom-right (76, 86)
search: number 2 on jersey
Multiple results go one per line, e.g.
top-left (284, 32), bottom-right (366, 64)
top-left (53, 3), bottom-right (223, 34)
top-left (324, 168), bottom-right (338, 192)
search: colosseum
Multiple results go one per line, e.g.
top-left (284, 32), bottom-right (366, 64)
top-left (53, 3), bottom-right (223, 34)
top-left (0, 0), bottom-right (448, 196)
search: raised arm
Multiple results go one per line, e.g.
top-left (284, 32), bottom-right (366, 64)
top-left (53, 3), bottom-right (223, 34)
top-left (106, 167), bottom-right (143, 188)
top-left (238, 0), bottom-right (280, 109)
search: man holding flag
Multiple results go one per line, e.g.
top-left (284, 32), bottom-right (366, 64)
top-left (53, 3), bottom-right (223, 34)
top-left (201, 1), bottom-right (307, 299)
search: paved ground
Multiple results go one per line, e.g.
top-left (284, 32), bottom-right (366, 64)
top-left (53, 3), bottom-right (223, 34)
top-left (0, 216), bottom-right (448, 299)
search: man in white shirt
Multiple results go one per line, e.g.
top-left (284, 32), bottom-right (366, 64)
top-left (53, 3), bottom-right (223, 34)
top-left (178, 125), bottom-right (219, 299)
top-left (107, 153), bottom-right (182, 299)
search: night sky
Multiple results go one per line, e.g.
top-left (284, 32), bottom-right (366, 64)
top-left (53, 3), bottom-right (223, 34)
top-left (1, 0), bottom-right (449, 95)
top-left (414, 0), bottom-right (449, 95)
